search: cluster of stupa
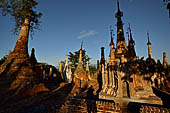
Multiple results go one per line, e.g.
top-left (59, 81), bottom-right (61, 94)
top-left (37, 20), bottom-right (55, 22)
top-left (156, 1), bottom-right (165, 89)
top-left (57, 0), bottom-right (169, 106)
top-left (59, 44), bottom-right (91, 88)
top-left (73, 46), bottom-right (89, 88)
top-left (59, 51), bottom-right (72, 83)
top-left (59, 50), bottom-right (72, 83)
top-left (97, 0), bottom-right (169, 105)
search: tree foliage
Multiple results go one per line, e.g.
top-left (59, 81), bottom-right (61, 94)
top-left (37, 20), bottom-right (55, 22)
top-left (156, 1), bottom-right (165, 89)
top-left (68, 49), bottom-right (91, 71)
top-left (0, 0), bottom-right (42, 35)
top-left (89, 65), bottom-right (97, 75)
top-left (163, 0), bottom-right (170, 18)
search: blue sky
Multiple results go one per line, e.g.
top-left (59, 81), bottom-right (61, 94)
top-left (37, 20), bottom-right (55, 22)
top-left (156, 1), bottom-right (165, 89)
top-left (0, 0), bottom-right (170, 66)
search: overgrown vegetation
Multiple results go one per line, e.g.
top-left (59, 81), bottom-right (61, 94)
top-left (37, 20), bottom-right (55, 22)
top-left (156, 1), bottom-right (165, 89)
top-left (89, 65), bottom-right (97, 75)
top-left (0, 0), bottom-right (42, 35)
top-left (69, 49), bottom-right (91, 72)
top-left (163, 0), bottom-right (170, 18)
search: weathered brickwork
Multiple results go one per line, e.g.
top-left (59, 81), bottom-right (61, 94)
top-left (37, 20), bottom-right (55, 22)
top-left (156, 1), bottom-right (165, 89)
top-left (56, 98), bottom-right (121, 113)
top-left (140, 105), bottom-right (170, 113)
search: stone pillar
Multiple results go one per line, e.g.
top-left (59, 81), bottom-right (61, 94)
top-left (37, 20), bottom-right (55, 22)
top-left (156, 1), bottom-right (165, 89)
top-left (105, 59), bottom-right (108, 70)
top-left (116, 71), bottom-right (123, 98)
top-left (68, 67), bottom-right (72, 83)
top-left (79, 49), bottom-right (82, 64)
top-left (64, 50), bottom-right (70, 82)
top-left (163, 52), bottom-right (168, 69)
top-left (107, 65), bottom-right (114, 95)
top-left (112, 70), bottom-right (115, 88)
top-left (102, 64), bottom-right (108, 93)
top-left (111, 67), bottom-right (115, 96)
top-left (59, 61), bottom-right (63, 73)
top-left (129, 79), bottom-right (135, 97)
top-left (103, 59), bottom-right (108, 93)
top-left (65, 50), bottom-right (69, 68)
top-left (100, 47), bottom-right (105, 67)
top-left (102, 64), bottom-right (105, 90)
top-left (122, 81), bottom-right (129, 98)
top-left (104, 63), bottom-right (109, 93)
top-left (86, 61), bottom-right (89, 72)
top-left (104, 68), bottom-right (108, 93)
top-left (107, 67), bottom-right (112, 94)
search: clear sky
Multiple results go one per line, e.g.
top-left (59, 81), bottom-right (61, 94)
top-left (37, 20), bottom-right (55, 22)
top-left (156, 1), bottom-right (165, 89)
top-left (0, 0), bottom-right (170, 66)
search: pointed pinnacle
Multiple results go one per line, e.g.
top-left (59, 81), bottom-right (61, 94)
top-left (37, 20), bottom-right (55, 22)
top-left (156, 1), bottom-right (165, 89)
top-left (81, 41), bottom-right (83, 50)
top-left (147, 32), bottom-right (151, 45)
top-left (117, 0), bottom-right (120, 11)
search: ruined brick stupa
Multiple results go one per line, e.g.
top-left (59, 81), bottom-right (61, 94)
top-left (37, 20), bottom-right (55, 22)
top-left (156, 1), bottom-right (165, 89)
top-left (0, 18), bottom-right (48, 99)
top-left (73, 44), bottom-right (89, 88)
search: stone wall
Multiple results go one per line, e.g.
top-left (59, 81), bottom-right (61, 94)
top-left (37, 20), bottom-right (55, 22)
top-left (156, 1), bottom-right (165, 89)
top-left (139, 105), bottom-right (170, 113)
top-left (56, 98), bottom-right (121, 113)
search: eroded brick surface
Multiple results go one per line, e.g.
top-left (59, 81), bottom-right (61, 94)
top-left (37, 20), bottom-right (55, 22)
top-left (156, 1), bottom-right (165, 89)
top-left (56, 98), bottom-right (121, 113)
top-left (140, 105), bottom-right (170, 113)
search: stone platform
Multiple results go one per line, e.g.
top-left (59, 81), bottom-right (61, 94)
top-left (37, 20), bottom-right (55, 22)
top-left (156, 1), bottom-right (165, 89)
top-left (99, 92), bottom-right (162, 107)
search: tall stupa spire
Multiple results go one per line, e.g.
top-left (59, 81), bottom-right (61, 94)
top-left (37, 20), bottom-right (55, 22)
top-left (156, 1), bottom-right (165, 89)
top-left (115, 0), bottom-right (128, 59)
top-left (65, 49), bottom-right (69, 67)
top-left (117, 0), bottom-right (120, 12)
top-left (110, 25), bottom-right (114, 46)
top-left (109, 26), bottom-right (115, 62)
top-left (116, 0), bottom-right (123, 18)
top-left (81, 41), bottom-right (83, 50)
top-left (147, 32), bottom-right (153, 58)
top-left (128, 24), bottom-right (135, 46)
top-left (79, 41), bottom-right (83, 64)
top-left (163, 52), bottom-right (168, 69)
top-left (127, 23), bottom-right (136, 60)
top-left (86, 61), bottom-right (89, 72)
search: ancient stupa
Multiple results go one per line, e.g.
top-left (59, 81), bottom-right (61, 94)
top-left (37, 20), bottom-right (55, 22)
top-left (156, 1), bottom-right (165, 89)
top-left (0, 18), bottom-right (48, 99)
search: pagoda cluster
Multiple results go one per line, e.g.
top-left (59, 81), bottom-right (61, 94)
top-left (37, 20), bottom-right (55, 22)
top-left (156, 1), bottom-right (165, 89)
top-left (97, 0), bottom-right (169, 100)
